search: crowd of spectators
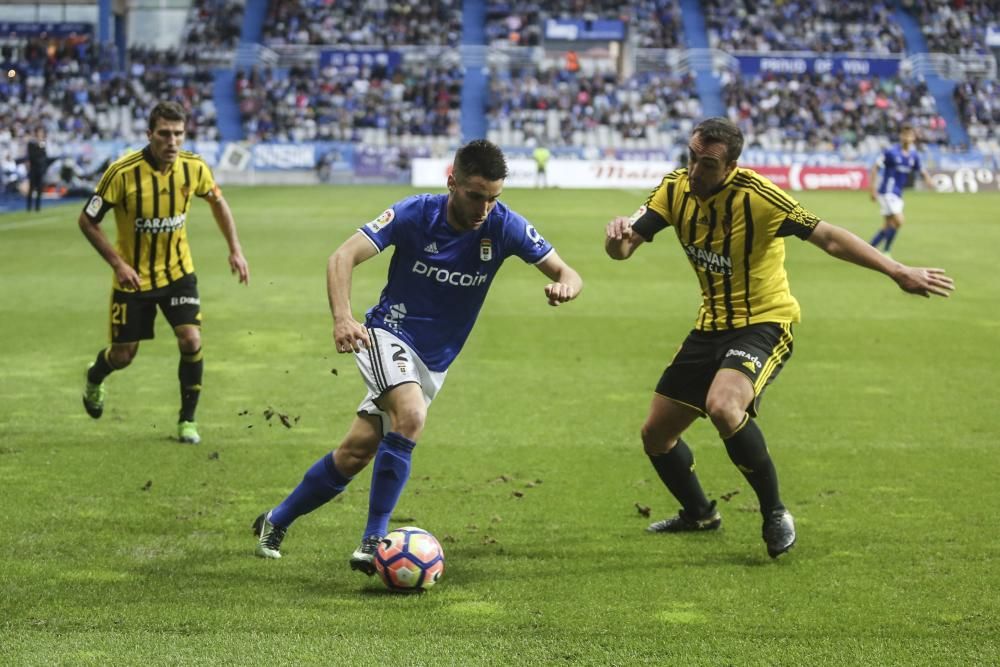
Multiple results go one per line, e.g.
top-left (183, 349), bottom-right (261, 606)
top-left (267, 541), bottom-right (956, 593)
top-left (2, 1), bottom-right (997, 162)
top-left (954, 78), bottom-right (999, 146)
top-left (262, 0), bottom-right (462, 48)
top-left (630, 0), bottom-right (685, 49)
top-left (722, 70), bottom-right (948, 153)
top-left (485, 0), bottom-right (684, 49)
top-left (904, 0), bottom-right (996, 55)
top-left (1, 43), bottom-right (218, 147)
top-left (703, 0), bottom-right (905, 54)
top-left (487, 65), bottom-right (701, 148)
top-left (486, 4), bottom-right (545, 47)
top-left (183, 0), bottom-right (245, 60)
top-left (236, 56), bottom-right (462, 143)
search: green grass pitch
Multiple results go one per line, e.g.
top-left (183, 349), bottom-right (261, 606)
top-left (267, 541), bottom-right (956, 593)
top-left (1, 186), bottom-right (998, 665)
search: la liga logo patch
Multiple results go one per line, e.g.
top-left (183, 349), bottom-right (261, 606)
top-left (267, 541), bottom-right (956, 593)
top-left (366, 208), bottom-right (395, 233)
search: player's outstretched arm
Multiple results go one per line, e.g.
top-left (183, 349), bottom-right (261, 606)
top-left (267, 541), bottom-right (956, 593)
top-left (205, 191), bottom-right (249, 285)
top-left (605, 216), bottom-right (645, 260)
top-left (535, 251), bottom-right (583, 307)
top-left (328, 232), bottom-right (379, 352)
top-left (807, 221), bottom-right (954, 298)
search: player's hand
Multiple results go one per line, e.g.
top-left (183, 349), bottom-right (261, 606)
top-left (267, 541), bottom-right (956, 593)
top-left (544, 282), bottom-right (578, 307)
top-left (894, 266), bottom-right (954, 298)
top-left (869, 191), bottom-right (877, 202)
top-left (114, 261), bottom-right (141, 291)
top-left (229, 251), bottom-right (250, 285)
top-left (333, 318), bottom-right (370, 353)
top-left (605, 216), bottom-right (634, 241)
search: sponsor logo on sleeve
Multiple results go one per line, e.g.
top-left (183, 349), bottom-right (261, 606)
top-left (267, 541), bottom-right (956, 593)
top-left (525, 223), bottom-right (545, 248)
top-left (628, 205), bottom-right (647, 223)
top-left (85, 195), bottom-right (103, 217)
top-left (365, 208), bottom-right (395, 233)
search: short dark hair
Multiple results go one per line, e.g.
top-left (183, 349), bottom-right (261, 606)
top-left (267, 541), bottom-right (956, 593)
top-left (453, 139), bottom-right (508, 182)
top-left (148, 101), bottom-right (187, 132)
top-left (693, 117), bottom-right (744, 163)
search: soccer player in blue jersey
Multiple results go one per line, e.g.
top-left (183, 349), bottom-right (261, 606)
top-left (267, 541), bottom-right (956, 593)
top-left (252, 140), bottom-right (583, 571)
top-left (869, 124), bottom-right (934, 256)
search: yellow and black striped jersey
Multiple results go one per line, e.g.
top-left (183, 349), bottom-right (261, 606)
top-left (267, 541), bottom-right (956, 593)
top-left (631, 167), bottom-right (821, 331)
top-left (82, 146), bottom-right (219, 292)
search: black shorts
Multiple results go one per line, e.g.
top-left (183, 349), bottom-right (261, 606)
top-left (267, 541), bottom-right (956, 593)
top-left (109, 274), bottom-right (201, 343)
top-left (655, 322), bottom-right (793, 417)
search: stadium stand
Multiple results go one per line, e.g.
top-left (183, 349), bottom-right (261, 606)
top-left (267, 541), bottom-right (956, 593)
top-left (236, 51), bottom-right (463, 144)
top-left (485, 4), bottom-right (544, 47)
top-left (184, 0), bottom-right (245, 61)
top-left (485, 0), bottom-right (684, 49)
top-left (1, 0), bottom-right (997, 202)
top-left (702, 0), bottom-right (906, 54)
top-left (487, 65), bottom-right (701, 149)
top-left (904, 0), bottom-right (996, 55)
top-left (722, 70), bottom-right (948, 153)
top-left (261, 0), bottom-right (463, 47)
top-left (953, 78), bottom-right (1000, 145)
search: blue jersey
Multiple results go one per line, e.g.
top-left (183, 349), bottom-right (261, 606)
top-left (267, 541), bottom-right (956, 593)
top-left (876, 144), bottom-right (923, 197)
top-left (359, 194), bottom-right (554, 371)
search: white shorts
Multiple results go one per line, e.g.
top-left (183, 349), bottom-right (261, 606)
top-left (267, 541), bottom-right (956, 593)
top-left (354, 327), bottom-right (447, 433)
top-left (877, 193), bottom-right (904, 217)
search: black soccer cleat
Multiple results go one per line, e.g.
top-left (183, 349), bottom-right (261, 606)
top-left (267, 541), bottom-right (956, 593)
top-left (252, 511), bottom-right (287, 559)
top-left (647, 500), bottom-right (722, 533)
top-left (349, 535), bottom-right (382, 576)
top-left (762, 509), bottom-right (796, 558)
top-left (82, 364), bottom-right (105, 419)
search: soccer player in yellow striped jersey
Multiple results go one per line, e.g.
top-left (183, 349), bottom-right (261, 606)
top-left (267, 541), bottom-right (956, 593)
top-left (78, 101), bottom-right (250, 445)
top-left (605, 117), bottom-right (954, 558)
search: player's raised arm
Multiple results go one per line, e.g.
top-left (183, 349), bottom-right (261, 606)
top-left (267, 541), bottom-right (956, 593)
top-left (605, 216), bottom-right (646, 260)
top-left (327, 231), bottom-right (379, 352)
top-left (807, 220), bottom-right (954, 298)
top-left (535, 250), bottom-right (583, 306)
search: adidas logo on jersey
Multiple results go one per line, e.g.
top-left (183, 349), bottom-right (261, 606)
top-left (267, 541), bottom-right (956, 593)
top-left (423, 242), bottom-right (439, 254)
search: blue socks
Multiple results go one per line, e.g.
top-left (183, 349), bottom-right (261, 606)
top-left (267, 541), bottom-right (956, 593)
top-left (871, 227), bottom-right (898, 252)
top-left (363, 432), bottom-right (417, 539)
top-left (883, 227), bottom-right (898, 252)
top-left (268, 432), bottom-right (418, 538)
top-left (270, 452), bottom-right (353, 528)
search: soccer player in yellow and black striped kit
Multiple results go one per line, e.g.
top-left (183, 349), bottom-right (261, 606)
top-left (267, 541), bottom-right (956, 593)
top-left (605, 117), bottom-right (953, 558)
top-left (78, 101), bottom-right (250, 445)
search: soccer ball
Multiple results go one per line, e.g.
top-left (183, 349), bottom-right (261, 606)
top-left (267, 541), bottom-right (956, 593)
top-left (374, 526), bottom-right (445, 592)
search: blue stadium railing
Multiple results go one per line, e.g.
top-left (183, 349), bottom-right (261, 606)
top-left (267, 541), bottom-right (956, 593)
top-left (678, 0), bottom-right (725, 118)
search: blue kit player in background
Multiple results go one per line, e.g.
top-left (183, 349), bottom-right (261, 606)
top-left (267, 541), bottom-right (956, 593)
top-left (252, 140), bottom-right (583, 572)
top-left (869, 124), bottom-right (934, 256)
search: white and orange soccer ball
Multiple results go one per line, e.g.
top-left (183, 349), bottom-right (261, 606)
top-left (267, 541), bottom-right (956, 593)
top-left (374, 526), bottom-right (445, 592)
